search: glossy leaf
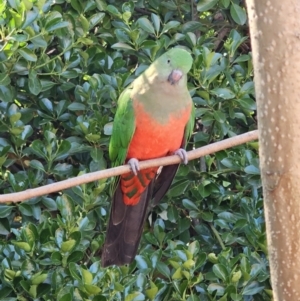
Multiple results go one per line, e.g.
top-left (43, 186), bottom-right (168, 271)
top-left (138, 18), bottom-right (155, 34)
top-left (230, 3), bottom-right (247, 25)
top-left (197, 0), bottom-right (219, 11)
top-left (28, 70), bottom-right (42, 95)
top-left (18, 48), bottom-right (37, 62)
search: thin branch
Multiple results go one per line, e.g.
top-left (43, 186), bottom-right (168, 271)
top-left (0, 130), bottom-right (258, 203)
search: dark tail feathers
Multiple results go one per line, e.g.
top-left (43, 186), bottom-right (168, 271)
top-left (101, 164), bottom-right (179, 267)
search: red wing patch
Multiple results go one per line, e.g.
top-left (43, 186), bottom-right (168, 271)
top-left (121, 167), bottom-right (158, 205)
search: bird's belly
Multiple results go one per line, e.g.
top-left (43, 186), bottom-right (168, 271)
top-left (126, 104), bottom-right (191, 160)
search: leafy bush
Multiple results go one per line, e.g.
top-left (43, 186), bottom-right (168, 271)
top-left (0, 0), bottom-right (270, 300)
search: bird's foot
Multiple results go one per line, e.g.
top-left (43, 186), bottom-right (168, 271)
top-left (128, 158), bottom-right (140, 175)
top-left (174, 148), bottom-right (188, 165)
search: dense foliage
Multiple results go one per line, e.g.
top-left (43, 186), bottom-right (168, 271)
top-left (0, 0), bottom-right (270, 300)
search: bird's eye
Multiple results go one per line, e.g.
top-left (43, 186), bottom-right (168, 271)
top-left (167, 59), bottom-right (170, 63)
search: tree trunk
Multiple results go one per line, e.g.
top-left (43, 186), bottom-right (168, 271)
top-left (246, 0), bottom-right (300, 300)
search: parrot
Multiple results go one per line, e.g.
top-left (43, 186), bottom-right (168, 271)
top-left (101, 48), bottom-right (194, 267)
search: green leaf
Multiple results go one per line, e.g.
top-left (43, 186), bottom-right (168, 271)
top-left (103, 122), bottom-right (113, 135)
top-left (197, 0), bottom-right (219, 11)
top-left (234, 112), bottom-right (247, 124)
top-left (240, 81), bottom-right (254, 94)
top-left (51, 251), bottom-right (62, 265)
top-left (196, 253), bottom-right (207, 268)
top-left (213, 110), bottom-right (226, 123)
top-left (0, 206), bottom-right (13, 218)
top-left (125, 292), bottom-right (145, 301)
top-left (70, 0), bottom-right (82, 13)
top-left (178, 218), bottom-right (191, 233)
top-left (69, 262), bottom-right (81, 281)
top-left (60, 70), bottom-right (78, 78)
top-left (13, 241), bottom-right (32, 252)
top-left (24, 225), bottom-right (36, 245)
top-left (55, 229), bottom-right (64, 249)
top-left (151, 13), bottom-right (160, 33)
top-left (161, 20), bottom-right (180, 33)
top-left (211, 88), bottom-right (235, 99)
top-left (9, 113), bottom-right (21, 124)
top-left (212, 264), bottom-right (228, 281)
top-left (42, 197), bottom-right (57, 210)
top-left (0, 85), bottom-right (14, 102)
top-left (156, 262), bottom-right (170, 279)
top-left (67, 251), bottom-right (84, 263)
top-left (84, 284), bottom-right (101, 295)
top-left (79, 14), bottom-right (89, 32)
top-left (202, 211), bottom-right (214, 222)
top-left (135, 255), bottom-right (149, 270)
top-left (18, 48), bottom-right (37, 62)
top-left (207, 283), bottom-right (225, 296)
top-left (18, 203), bottom-right (33, 216)
top-left (21, 125), bottom-right (33, 140)
top-left (172, 267), bottom-right (182, 280)
top-left (68, 102), bottom-right (86, 111)
top-left (183, 259), bottom-right (195, 269)
top-left (0, 286), bottom-right (12, 298)
top-left (242, 281), bottom-right (264, 295)
top-left (234, 55), bottom-right (250, 63)
top-left (188, 241), bottom-right (200, 255)
top-left (182, 198), bottom-right (199, 211)
top-left (22, 9), bottom-right (39, 29)
top-left (154, 224), bottom-right (165, 245)
top-left (138, 18), bottom-right (155, 34)
top-left (230, 3), bottom-right (247, 25)
top-left (230, 293), bottom-right (243, 301)
top-left (111, 42), bottom-right (135, 50)
top-left (36, 284), bottom-right (51, 298)
top-left (81, 268), bottom-right (93, 284)
top-left (218, 210), bottom-right (235, 222)
top-left (9, 9), bottom-right (23, 27)
top-left (106, 4), bottom-right (121, 16)
top-left (145, 284), bottom-right (158, 300)
top-left (46, 20), bottom-right (70, 32)
top-left (61, 240), bottom-right (76, 253)
top-left (238, 98), bottom-right (256, 110)
top-left (55, 140), bottom-right (71, 160)
top-left (244, 165), bottom-right (260, 175)
top-left (59, 293), bottom-right (72, 301)
top-left (57, 195), bottom-right (75, 219)
top-left (31, 140), bottom-right (47, 159)
top-left (31, 272), bottom-right (48, 285)
top-left (31, 36), bottom-right (48, 48)
top-left (181, 21), bottom-right (203, 34)
top-left (95, 0), bottom-right (107, 10)
top-left (167, 206), bottom-right (179, 223)
top-left (221, 0), bottom-right (230, 8)
top-left (28, 70), bottom-right (42, 95)
top-left (89, 12), bottom-right (105, 29)
top-left (0, 73), bottom-right (11, 86)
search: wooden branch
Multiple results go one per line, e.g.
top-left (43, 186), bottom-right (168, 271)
top-left (0, 130), bottom-right (258, 203)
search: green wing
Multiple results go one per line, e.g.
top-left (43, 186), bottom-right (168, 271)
top-left (183, 103), bottom-right (195, 145)
top-left (109, 86), bottom-right (136, 168)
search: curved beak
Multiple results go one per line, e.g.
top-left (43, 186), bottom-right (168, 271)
top-left (168, 69), bottom-right (183, 85)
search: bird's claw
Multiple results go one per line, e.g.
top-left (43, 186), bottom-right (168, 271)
top-left (174, 148), bottom-right (188, 165)
top-left (128, 158), bottom-right (140, 175)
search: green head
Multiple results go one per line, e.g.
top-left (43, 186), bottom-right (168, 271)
top-left (154, 48), bottom-right (193, 75)
top-left (144, 48), bottom-right (193, 85)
